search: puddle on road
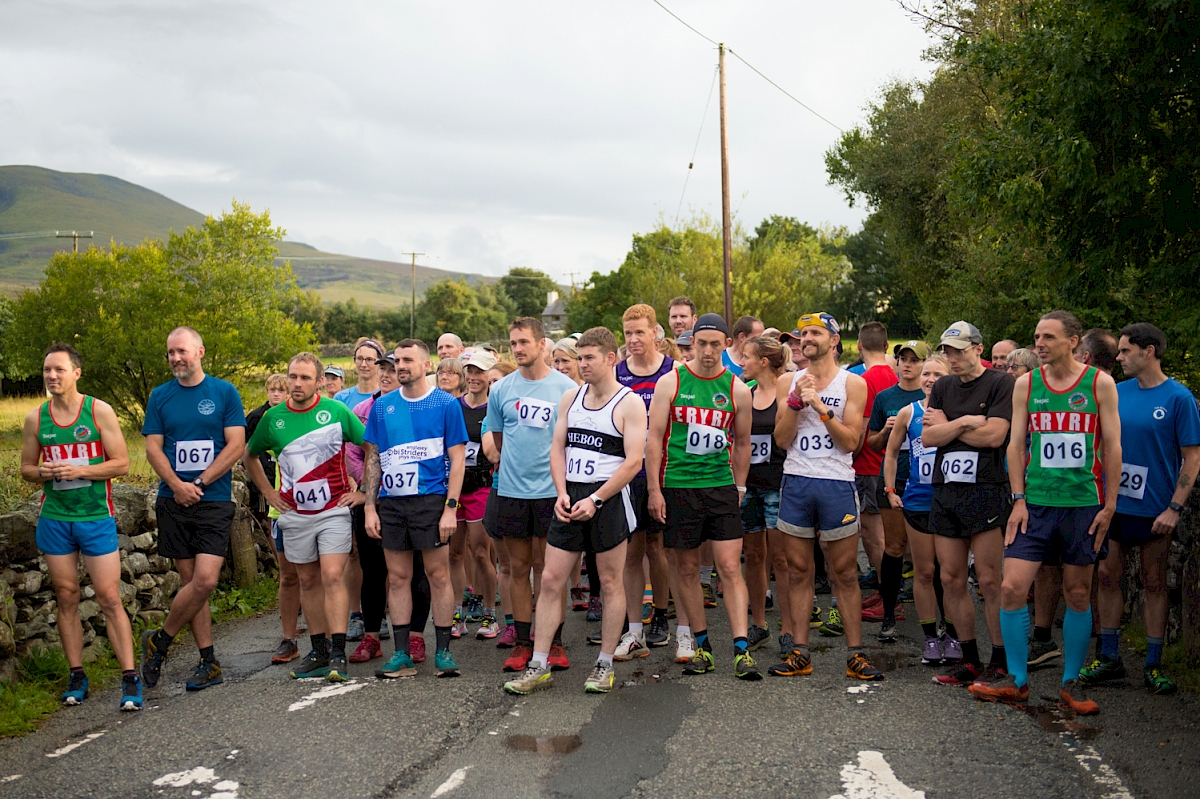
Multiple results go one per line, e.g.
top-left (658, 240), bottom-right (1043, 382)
top-left (505, 734), bottom-right (583, 755)
top-left (620, 670), bottom-right (661, 687)
top-left (860, 648), bottom-right (922, 671)
top-left (1028, 701), bottom-right (1099, 741)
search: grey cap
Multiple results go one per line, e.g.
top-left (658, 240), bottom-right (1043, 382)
top-left (939, 321), bottom-right (983, 350)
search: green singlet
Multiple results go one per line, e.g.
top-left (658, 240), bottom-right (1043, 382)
top-left (38, 395), bottom-right (114, 521)
top-left (1024, 365), bottom-right (1103, 507)
top-left (662, 363), bottom-right (737, 489)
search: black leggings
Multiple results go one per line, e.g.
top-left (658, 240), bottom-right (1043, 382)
top-left (585, 551), bottom-right (600, 598)
top-left (353, 507), bottom-right (431, 634)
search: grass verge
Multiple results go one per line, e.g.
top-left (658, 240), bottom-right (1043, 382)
top-left (1122, 621), bottom-right (1200, 693)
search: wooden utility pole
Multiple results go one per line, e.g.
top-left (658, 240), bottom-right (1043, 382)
top-left (55, 230), bottom-right (93, 254)
top-left (718, 44), bottom-right (733, 328)
top-left (402, 252), bottom-right (425, 338)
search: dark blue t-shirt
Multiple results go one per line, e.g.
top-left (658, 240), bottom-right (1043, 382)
top-left (1116, 377), bottom-right (1200, 517)
top-left (142, 375), bottom-right (247, 502)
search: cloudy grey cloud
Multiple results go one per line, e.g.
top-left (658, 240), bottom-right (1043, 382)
top-left (0, 0), bottom-right (932, 282)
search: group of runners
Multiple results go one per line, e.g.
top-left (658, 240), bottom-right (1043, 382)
top-left (19, 297), bottom-right (1198, 715)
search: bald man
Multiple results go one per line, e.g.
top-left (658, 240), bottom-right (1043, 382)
top-left (991, 340), bottom-right (1017, 370)
top-left (438, 334), bottom-right (465, 361)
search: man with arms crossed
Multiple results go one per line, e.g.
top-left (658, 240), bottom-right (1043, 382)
top-left (970, 311), bottom-right (1119, 714)
top-left (22, 343), bottom-right (140, 710)
top-left (139, 327), bottom-right (246, 692)
top-left (245, 353), bottom-right (366, 682)
top-left (505, 327), bottom-right (647, 694)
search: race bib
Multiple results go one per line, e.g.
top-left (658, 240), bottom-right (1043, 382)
top-left (750, 434), bottom-right (773, 464)
top-left (917, 449), bottom-right (938, 485)
top-left (1040, 433), bottom-right (1085, 469)
top-left (940, 451), bottom-right (978, 483)
top-left (175, 439), bottom-right (215, 471)
top-left (464, 441), bottom-right (481, 467)
top-left (50, 456), bottom-right (92, 491)
top-left (686, 424), bottom-right (728, 455)
top-left (517, 397), bottom-right (554, 429)
top-left (1118, 463), bottom-right (1148, 501)
top-left (567, 455), bottom-right (598, 479)
top-left (382, 462), bottom-right (419, 497)
top-left (294, 479), bottom-right (331, 511)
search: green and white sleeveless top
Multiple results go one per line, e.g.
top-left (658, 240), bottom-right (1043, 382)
top-left (661, 364), bottom-right (737, 489)
top-left (1025, 365), bottom-right (1103, 507)
top-left (38, 396), bottom-right (114, 521)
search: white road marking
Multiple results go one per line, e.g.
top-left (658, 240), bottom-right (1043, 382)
top-left (1073, 745), bottom-right (1135, 799)
top-left (431, 766), bottom-right (471, 797)
top-left (846, 685), bottom-right (870, 694)
top-left (153, 767), bottom-right (217, 787)
top-left (47, 731), bottom-right (105, 758)
top-left (830, 750), bottom-right (925, 799)
top-left (288, 679), bottom-right (368, 712)
top-left (0, 774), bottom-right (21, 783)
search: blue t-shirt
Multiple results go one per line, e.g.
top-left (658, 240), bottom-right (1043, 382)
top-left (485, 369), bottom-right (577, 499)
top-left (1116, 378), bottom-right (1200, 517)
top-left (720, 350), bottom-right (744, 377)
top-left (142, 375), bottom-right (247, 502)
top-left (335, 386), bottom-right (374, 410)
top-left (364, 388), bottom-right (468, 498)
top-left (847, 363), bottom-right (867, 376)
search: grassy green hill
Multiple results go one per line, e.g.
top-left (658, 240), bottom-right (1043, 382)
top-left (0, 165), bottom-right (493, 304)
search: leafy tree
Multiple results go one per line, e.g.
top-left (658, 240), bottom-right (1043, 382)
top-left (0, 295), bottom-right (22, 395)
top-left (416, 279), bottom-right (511, 344)
top-left (498, 267), bottom-right (558, 319)
top-left (9, 202), bottom-right (313, 422)
top-left (322, 298), bottom-right (375, 344)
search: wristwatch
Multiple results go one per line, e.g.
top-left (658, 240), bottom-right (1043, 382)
top-left (590, 493), bottom-right (604, 508)
top-left (445, 497), bottom-right (460, 509)
top-left (1011, 493), bottom-right (1025, 502)
top-left (192, 476), bottom-right (206, 493)
top-left (1169, 501), bottom-right (1184, 513)
top-left (819, 410), bottom-right (834, 422)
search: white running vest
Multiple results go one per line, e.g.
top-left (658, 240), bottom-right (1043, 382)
top-left (783, 368), bottom-right (855, 482)
top-left (564, 385), bottom-right (633, 483)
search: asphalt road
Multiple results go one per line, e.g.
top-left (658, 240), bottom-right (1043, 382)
top-left (1, 590), bottom-right (1196, 799)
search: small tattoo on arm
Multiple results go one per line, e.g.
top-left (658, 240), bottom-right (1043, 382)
top-left (1179, 472), bottom-right (1194, 491)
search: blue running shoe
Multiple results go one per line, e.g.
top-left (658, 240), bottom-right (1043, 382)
top-left (375, 651), bottom-right (417, 679)
top-left (186, 660), bottom-right (224, 691)
top-left (62, 671), bottom-right (88, 706)
top-left (120, 674), bottom-right (143, 711)
top-left (435, 649), bottom-right (460, 678)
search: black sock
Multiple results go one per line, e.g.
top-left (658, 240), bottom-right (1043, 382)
top-left (435, 625), bottom-right (452, 652)
top-left (515, 620), bottom-right (532, 646)
top-left (553, 622), bottom-right (564, 647)
top-left (394, 624), bottom-right (411, 655)
top-left (733, 636), bottom-right (748, 656)
top-left (933, 560), bottom-right (946, 618)
top-left (695, 629), bottom-right (711, 651)
top-left (961, 639), bottom-right (980, 666)
top-left (945, 622), bottom-right (958, 640)
top-left (1034, 625), bottom-right (1052, 643)
top-left (331, 633), bottom-right (346, 656)
top-left (989, 645), bottom-right (1006, 667)
top-left (199, 645), bottom-right (216, 663)
top-left (310, 634), bottom-right (328, 655)
top-left (921, 621), bottom-right (938, 638)
top-left (122, 669), bottom-right (136, 678)
top-left (881, 554), bottom-right (903, 616)
top-left (154, 629), bottom-right (174, 649)
top-left (654, 607), bottom-right (668, 624)
top-left (70, 665), bottom-right (85, 676)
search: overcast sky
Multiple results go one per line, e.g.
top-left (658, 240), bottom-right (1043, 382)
top-left (1, 1), bottom-right (933, 282)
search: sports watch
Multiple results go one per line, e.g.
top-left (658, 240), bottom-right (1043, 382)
top-left (590, 494), bottom-right (604, 509)
top-left (445, 498), bottom-right (460, 509)
top-left (192, 476), bottom-right (206, 493)
top-left (1169, 501), bottom-right (1185, 513)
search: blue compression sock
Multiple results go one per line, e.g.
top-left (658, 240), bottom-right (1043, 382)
top-left (1062, 607), bottom-right (1093, 684)
top-left (999, 607), bottom-right (1031, 687)
top-left (1099, 628), bottom-right (1120, 660)
top-left (1146, 637), bottom-right (1164, 668)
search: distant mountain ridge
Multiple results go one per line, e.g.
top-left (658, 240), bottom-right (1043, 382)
top-left (0, 165), bottom-right (493, 304)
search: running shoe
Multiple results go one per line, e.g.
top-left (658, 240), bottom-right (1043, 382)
top-left (819, 607), bottom-right (844, 637)
top-left (862, 592), bottom-right (883, 611)
top-left (62, 671), bottom-right (88, 705)
top-left (715, 578), bottom-right (723, 598)
top-left (615, 631), bottom-right (649, 661)
top-left (119, 673), bottom-right (142, 712)
top-left (901, 564), bottom-right (915, 579)
top-left (586, 628), bottom-right (604, 645)
top-left (647, 615), bottom-right (671, 647)
top-left (476, 616), bottom-right (500, 639)
top-left (922, 636), bottom-right (944, 665)
top-left (810, 606), bottom-right (823, 629)
top-left (291, 649), bottom-right (330, 680)
top-left (1059, 679), bottom-right (1099, 715)
top-left (940, 634), bottom-right (963, 662)
top-left (503, 644), bottom-right (532, 673)
top-left (380, 617), bottom-right (391, 640)
top-left (466, 596), bottom-right (485, 623)
top-left (450, 614), bottom-right (467, 639)
top-left (435, 649), bottom-right (460, 678)
top-left (1027, 638), bottom-right (1062, 668)
top-left (548, 645), bottom-right (570, 671)
top-left (862, 603), bottom-right (905, 623)
top-left (571, 587), bottom-right (588, 611)
top-left (327, 652), bottom-right (349, 683)
top-left (814, 573), bottom-right (831, 594)
top-left (586, 596), bottom-right (602, 622)
top-left (1144, 665), bottom-right (1177, 695)
top-left (746, 625), bottom-right (770, 652)
top-left (765, 591), bottom-right (774, 610)
top-left (496, 624), bottom-right (518, 648)
top-left (1078, 656), bottom-right (1126, 686)
top-left (641, 602), bottom-right (653, 624)
top-left (503, 663), bottom-right (553, 695)
top-left (375, 651), bottom-right (417, 679)
top-left (734, 651), bottom-right (763, 681)
top-left (897, 584), bottom-right (914, 603)
top-left (187, 660), bottom-right (223, 691)
top-left (846, 652), bottom-right (884, 681)
top-left (411, 636), bottom-right (427, 663)
top-left (968, 674), bottom-right (1029, 703)
top-left (139, 628), bottom-right (168, 689)
top-left (768, 649), bottom-right (813, 677)
top-left (933, 661), bottom-right (981, 686)
top-left (702, 582), bottom-right (718, 608)
top-left (973, 664), bottom-right (1007, 686)
top-left (347, 614), bottom-right (365, 642)
top-left (272, 638), bottom-right (300, 664)
top-left (778, 633), bottom-right (795, 660)
top-left (858, 569), bottom-right (878, 589)
top-left (675, 630), bottom-right (696, 663)
top-left (682, 648), bottom-right (715, 675)
top-left (877, 622), bottom-right (898, 643)
top-left (350, 637), bottom-right (382, 663)
top-left (584, 660), bottom-right (615, 693)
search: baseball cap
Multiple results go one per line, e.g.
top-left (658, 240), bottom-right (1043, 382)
top-left (676, 329), bottom-right (694, 347)
top-left (324, 364), bottom-right (344, 379)
top-left (462, 349), bottom-right (498, 372)
top-left (693, 313), bottom-right (729, 336)
top-left (374, 352), bottom-right (396, 366)
top-left (893, 340), bottom-right (932, 359)
top-left (939, 322), bottom-right (983, 350)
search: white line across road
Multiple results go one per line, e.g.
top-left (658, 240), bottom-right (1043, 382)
top-left (1071, 744), bottom-right (1135, 799)
top-left (829, 751), bottom-right (925, 799)
top-left (430, 766), bottom-right (471, 798)
top-left (46, 731), bottom-right (104, 758)
top-left (287, 679), bottom-right (369, 712)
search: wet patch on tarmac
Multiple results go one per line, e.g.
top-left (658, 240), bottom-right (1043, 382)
top-left (504, 734), bottom-right (584, 754)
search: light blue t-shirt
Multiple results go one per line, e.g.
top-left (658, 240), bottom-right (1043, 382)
top-left (1116, 377), bottom-right (1200, 517)
top-left (335, 386), bottom-right (374, 410)
top-left (142, 375), bottom-right (247, 502)
top-left (364, 387), bottom-right (468, 498)
top-left (485, 369), bottom-right (578, 499)
top-left (720, 350), bottom-right (744, 377)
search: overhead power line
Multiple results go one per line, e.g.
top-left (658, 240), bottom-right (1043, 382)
top-left (676, 64), bottom-right (720, 225)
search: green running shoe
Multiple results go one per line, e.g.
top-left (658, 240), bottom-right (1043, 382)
top-left (435, 649), bottom-right (460, 678)
top-left (1078, 656), bottom-right (1125, 687)
top-left (682, 648), bottom-right (715, 675)
top-left (584, 661), bottom-right (615, 693)
top-left (819, 607), bottom-right (844, 637)
top-left (290, 648), bottom-right (330, 680)
top-left (1144, 665), bottom-right (1177, 695)
top-left (734, 651), bottom-right (762, 681)
top-left (376, 651), bottom-right (417, 679)
top-left (326, 652), bottom-right (349, 683)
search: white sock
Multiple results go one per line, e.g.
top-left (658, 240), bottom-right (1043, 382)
top-left (531, 651), bottom-right (550, 670)
top-left (700, 566), bottom-right (714, 584)
top-left (484, 607), bottom-right (495, 618)
top-left (678, 625), bottom-right (692, 638)
top-left (629, 622), bottom-right (644, 637)
top-left (598, 652), bottom-right (614, 666)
